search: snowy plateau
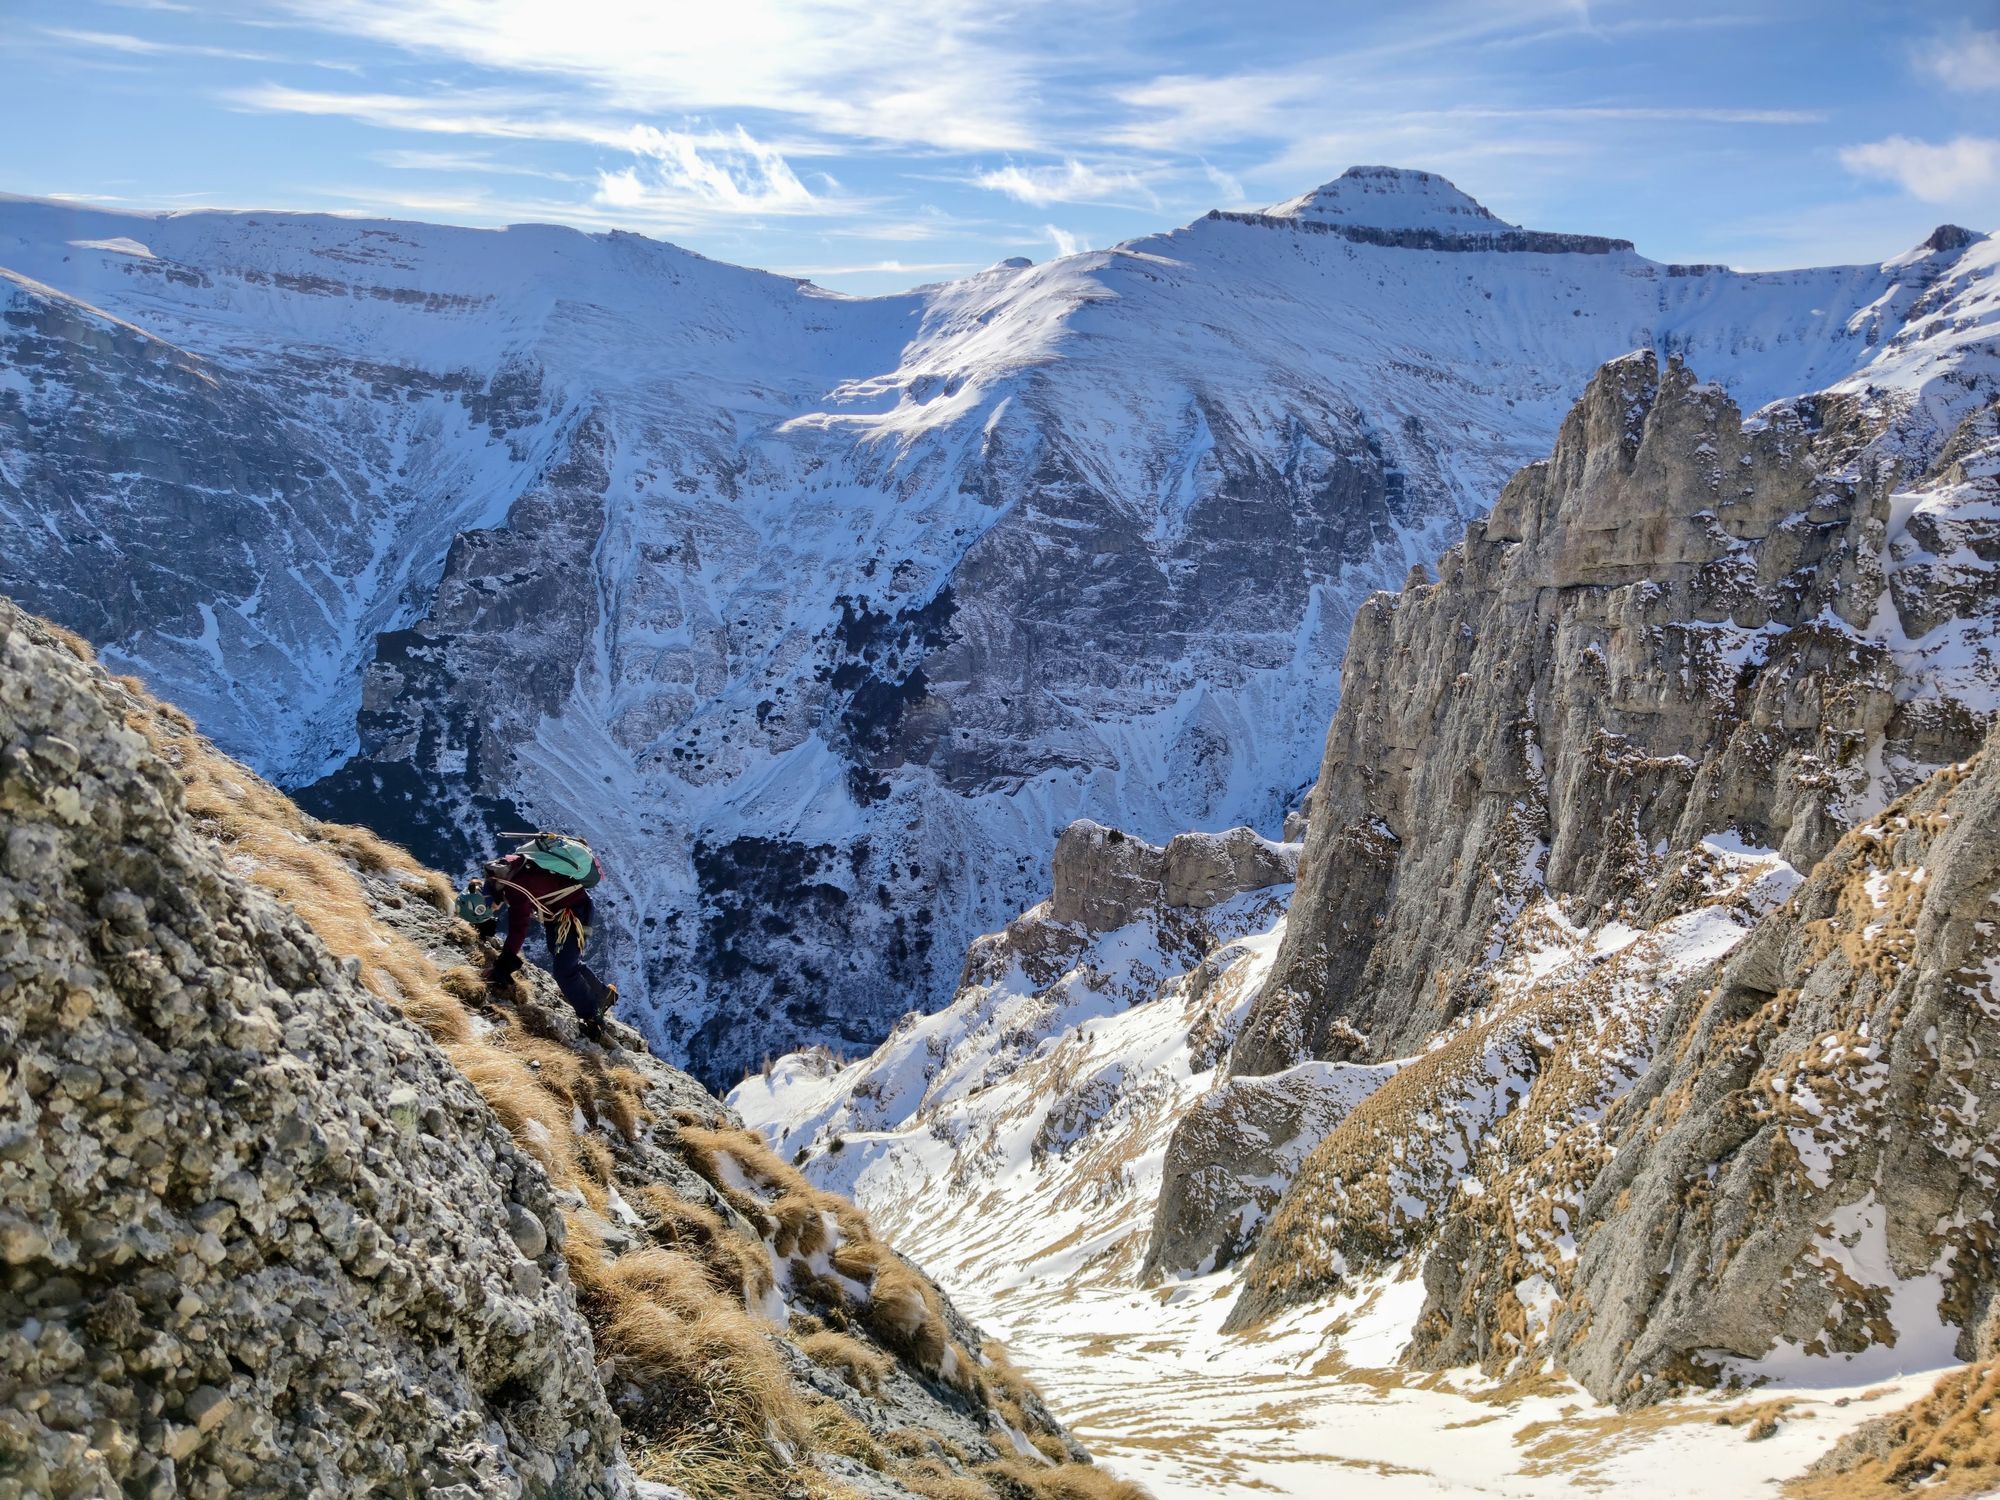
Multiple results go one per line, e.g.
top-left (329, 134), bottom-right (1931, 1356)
top-left (4, 166), bottom-right (1998, 1091)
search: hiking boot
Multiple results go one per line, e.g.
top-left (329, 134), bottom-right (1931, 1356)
top-left (582, 1013), bottom-right (614, 1046)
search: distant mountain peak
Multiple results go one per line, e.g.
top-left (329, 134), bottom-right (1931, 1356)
top-left (1883, 221), bottom-right (1987, 269)
top-left (1922, 223), bottom-right (1983, 254)
top-left (1262, 165), bottom-right (1517, 233)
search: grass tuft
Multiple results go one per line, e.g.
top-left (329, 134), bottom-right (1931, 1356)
top-left (798, 1329), bottom-right (893, 1396)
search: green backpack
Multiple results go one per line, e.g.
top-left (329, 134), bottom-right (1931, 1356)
top-left (516, 832), bottom-right (601, 889)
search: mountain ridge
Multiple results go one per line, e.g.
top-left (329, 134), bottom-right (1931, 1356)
top-left (4, 174), bottom-right (1996, 1084)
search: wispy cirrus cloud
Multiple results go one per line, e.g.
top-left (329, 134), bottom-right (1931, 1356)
top-left (595, 126), bottom-right (825, 217)
top-left (228, 85), bottom-right (850, 222)
top-left (259, 0), bottom-right (1054, 154)
top-left (1044, 225), bottom-right (1088, 257)
top-left (1840, 135), bottom-right (2000, 203)
top-left (775, 258), bottom-right (976, 281)
top-left (972, 159), bottom-right (1160, 207)
top-left (1108, 71), bottom-right (1323, 151)
top-left (42, 26), bottom-right (281, 61)
top-left (372, 147), bottom-right (579, 181)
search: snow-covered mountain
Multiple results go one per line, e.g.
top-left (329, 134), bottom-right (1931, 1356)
top-left (735, 348), bottom-right (2000, 1495)
top-left (1264, 163), bottom-right (1516, 230)
top-left (2, 167), bottom-right (1993, 1084)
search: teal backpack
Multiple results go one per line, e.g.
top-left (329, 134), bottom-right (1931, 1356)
top-left (513, 832), bottom-right (601, 889)
top-left (455, 884), bottom-right (497, 924)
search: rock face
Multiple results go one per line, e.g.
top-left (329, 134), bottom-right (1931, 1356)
top-left (1229, 836), bottom-right (1803, 1333)
top-left (1542, 737), bottom-right (2000, 1401)
top-left (0, 595), bottom-right (1133, 1500)
top-left (0, 599), bottom-right (623, 1499)
top-left (1208, 350), bottom-right (1999, 1398)
top-left (1231, 351), bottom-right (1998, 1078)
top-left (1142, 1053), bottom-right (1393, 1281)
top-left (4, 191), bottom-right (1993, 1086)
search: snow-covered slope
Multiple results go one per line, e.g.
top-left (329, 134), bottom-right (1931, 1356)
top-left (3, 169), bottom-right (1994, 1083)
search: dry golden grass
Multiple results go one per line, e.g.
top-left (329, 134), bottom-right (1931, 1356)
top-left (799, 1328), bottom-right (893, 1396)
top-left (1787, 1362), bottom-right (2000, 1499)
top-left (452, 1047), bottom-right (587, 1188)
top-left (863, 1254), bottom-right (953, 1376)
top-left (676, 1123), bottom-right (1004, 1403)
top-left (633, 1184), bottom-right (776, 1303)
top-left (892, 1458), bottom-right (993, 1500)
top-left (979, 1459), bottom-right (1149, 1500)
top-left (774, 1191), bottom-right (835, 1258)
top-left (43, 620), bottom-right (97, 663)
top-left (807, 1396), bottom-right (888, 1469)
top-left (597, 1248), bottom-right (811, 1495)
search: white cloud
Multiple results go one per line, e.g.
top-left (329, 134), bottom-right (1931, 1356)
top-left (1045, 225), bottom-right (1087, 257)
top-left (373, 148), bottom-right (578, 181)
top-left (1200, 160), bottom-right (1245, 204)
top-left (1916, 26), bottom-right (2000, 91)
top-left (264, 0), bottom-right (1051, 154)
top-left (1110, 71), bottom-right (1321, 150)
top-left (974, 160), bottom-right (1157, 207)
top-left (595, 126), bottom-right (820, 216)
top-left (41, 26), bottom-right (278, 62)
top-left (229, 87), bottom-right (841, 221)
top-left (777, 259), bottom-right (975, 279)
top-left (1840, 135), bottom-right (2000, 203)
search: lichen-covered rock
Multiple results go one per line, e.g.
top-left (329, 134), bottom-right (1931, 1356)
top-left (0, 599), bottom-right (627, 1499)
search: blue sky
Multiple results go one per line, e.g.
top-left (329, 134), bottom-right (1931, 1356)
top-left (3, 0), bottom-right (1997, 294)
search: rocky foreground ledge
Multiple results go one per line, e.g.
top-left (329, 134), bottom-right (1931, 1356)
top-left (0, 596), bottom-right (1138, 1500)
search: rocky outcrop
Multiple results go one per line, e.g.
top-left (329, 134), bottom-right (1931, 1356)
top-left (1143, 1055), bottom-right (1394, 1281)
top-left (1210, 352), bottom-right (1999, 1409)
top-left (0, 596), bottom-right (1128, 1500)
top-left (1232, 352), bottom-right (1997, 1078)
top-left (1048, 820), bottom-right (1296, 931)
top-left (0, 599), bottom-right (623, 1499)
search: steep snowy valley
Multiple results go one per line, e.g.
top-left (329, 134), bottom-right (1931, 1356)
top-left (739, 350), bottom-right (2000, 1496)
top-left (5, 168), bottom-right (1996, 1084)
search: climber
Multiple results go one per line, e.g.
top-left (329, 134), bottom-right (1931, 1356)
top-left (465, 832), bottom-right (618, 1038)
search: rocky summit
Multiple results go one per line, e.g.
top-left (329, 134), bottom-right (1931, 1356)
top-left (3, 183), bottom-right (1994, 1084)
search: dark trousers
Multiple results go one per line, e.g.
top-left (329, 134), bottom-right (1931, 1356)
top-left (499, 896), bottom-right (611, 1022)
top-left (545, 916), bottom-right (611, 1022)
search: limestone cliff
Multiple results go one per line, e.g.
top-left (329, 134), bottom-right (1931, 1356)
top-left (1212, 353), bottom-right (1999, 1417)
top-left (1545, 735), bottom-right (2000, 1402)
top-left (1233, 351), bottom-right (1995, 1078)
top-left (0, 597), bottom-right (1133, 1500)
